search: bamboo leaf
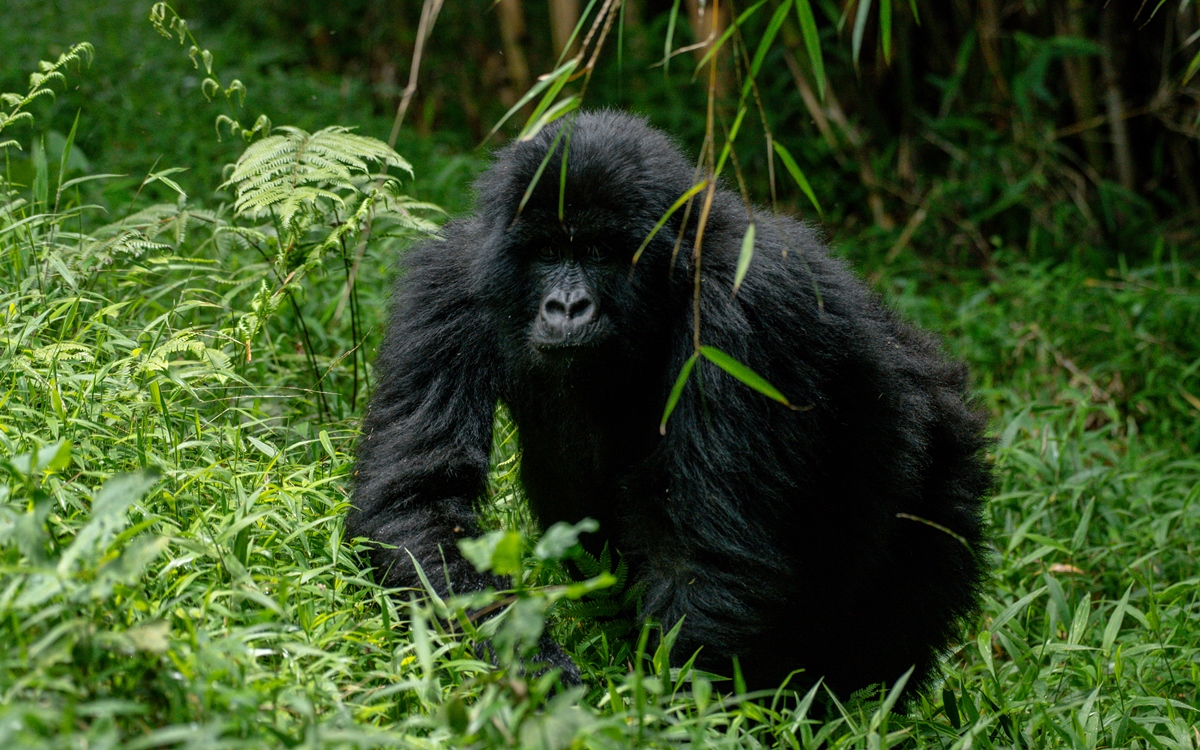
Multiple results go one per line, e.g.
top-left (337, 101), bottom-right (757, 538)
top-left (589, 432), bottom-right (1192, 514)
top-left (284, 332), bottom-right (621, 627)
top-left (663, 0), bottom-right (683, 74)
top-left (733, 223), bottom-right (755, 296)
top-left (794, 0), bottom-right (827, 99)
top-left (519, 68), bottom-right (576, 139)
top-left (852, 0), bottom-right (873, 66)
top-left (740, 1), bottom-right (791, 101)
top-left (880, 0), bottom-right (892, 62)
top-left (660, 352), bottom-right (700, 434)
top-left (772, 141), bottom-right (822, 215)
top-left (488, 59), bottom-right (577, 141)
top-left (694, 1), bottom-right (769, 74)
top-left (520, 95), bottom-right (579, 142)
top-left (699, 346), bottom-right (791, 407)
top-left (714, 106), bottom-right (748, 178)
top-left (1185, 48), bottom-right (1200, 85)
top-left (632, 180), bottom-right (709, 265)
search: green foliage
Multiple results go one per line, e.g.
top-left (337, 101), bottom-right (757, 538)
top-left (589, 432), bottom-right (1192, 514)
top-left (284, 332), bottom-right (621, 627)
top-left (0, 43), bottom-right (93, 152)
top-left (222, 126), bottom-right (411, 229)
top-left (0, 6), bottom-right (1198, 750)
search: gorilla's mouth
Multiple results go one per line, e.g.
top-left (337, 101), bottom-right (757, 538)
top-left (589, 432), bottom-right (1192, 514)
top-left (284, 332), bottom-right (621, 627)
top-left (528, 320), bottom-right (611, 356)
top-left (530, 332), bottom-right (601, 354)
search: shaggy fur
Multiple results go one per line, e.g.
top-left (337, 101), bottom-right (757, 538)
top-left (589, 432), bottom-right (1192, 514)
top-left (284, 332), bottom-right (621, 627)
top-left (349, 111), bottom-right (992, 697)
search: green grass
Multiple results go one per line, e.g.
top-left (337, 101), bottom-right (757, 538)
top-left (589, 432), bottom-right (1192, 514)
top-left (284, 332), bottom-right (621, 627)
top-left (2, 12), bottom-right (1200, 750)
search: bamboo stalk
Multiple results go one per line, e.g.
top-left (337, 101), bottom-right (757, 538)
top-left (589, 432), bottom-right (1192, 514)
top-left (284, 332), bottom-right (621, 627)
top-left (1056, 0), bottom-right (1105, 175)
top-left (1101, 2), bottom-right (1136, 191)
top-left (497, 0), bottom-right (531, 96)
top-left (550, 0), bottom-right (582, 59)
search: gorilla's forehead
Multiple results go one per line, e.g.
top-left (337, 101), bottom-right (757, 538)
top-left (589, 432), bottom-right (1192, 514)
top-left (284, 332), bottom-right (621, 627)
top-left (480, 112), bottom-right (694, 225)
top-left (506, 204), bottom-right (639, 246)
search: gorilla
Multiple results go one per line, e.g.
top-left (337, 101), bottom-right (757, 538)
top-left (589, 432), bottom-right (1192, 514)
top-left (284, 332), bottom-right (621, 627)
top-left (349, 111), bottom-right (991, 698)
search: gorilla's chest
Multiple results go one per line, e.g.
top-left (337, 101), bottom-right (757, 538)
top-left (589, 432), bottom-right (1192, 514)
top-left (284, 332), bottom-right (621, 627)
top-left (505, 386), bottom-right (660, 544)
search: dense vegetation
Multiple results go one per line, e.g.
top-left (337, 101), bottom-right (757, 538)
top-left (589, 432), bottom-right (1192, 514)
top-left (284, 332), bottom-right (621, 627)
top-left (1, 1), bottom-right (1198, 748)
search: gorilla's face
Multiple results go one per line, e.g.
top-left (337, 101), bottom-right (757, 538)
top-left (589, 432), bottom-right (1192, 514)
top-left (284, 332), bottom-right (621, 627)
top-left (494, 212), bottom-right (656, 369)
top-left (471, 115), bottom-right (696, 374)
top-left (526, 241), bottom-right (615, 352)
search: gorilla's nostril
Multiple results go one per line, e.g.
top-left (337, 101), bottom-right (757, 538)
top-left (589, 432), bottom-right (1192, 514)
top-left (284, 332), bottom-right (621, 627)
top-left (543, 297), bottom-right (568, 317)
top-left (567, 297), bottom-right (593, 320)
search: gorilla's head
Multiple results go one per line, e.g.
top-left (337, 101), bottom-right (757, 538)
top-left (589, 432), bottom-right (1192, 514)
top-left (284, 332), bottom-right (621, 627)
top-left (471, 112), bottom-right (698, 372)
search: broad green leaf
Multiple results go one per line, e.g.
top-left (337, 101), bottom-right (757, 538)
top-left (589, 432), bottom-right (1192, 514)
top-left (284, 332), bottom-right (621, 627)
top-left (733, 223), bottom-right (755, 295)
top-left (57, 173), bottom-right (125, 192)
top-left (459, 530), bottom-right (523, 577)
top-left (943, 688), bottom-right (961, 729)
top-left (409, 598), bottom-right (433, 678)
top-left (654, 616), bottom-right (687, 679)
top-left (660, 352), bottom-right (700, 434)
top-left (534, 518), bottom-right (599, 560)
top-left (58, 469), bottom-right (161, 576)
top-left (491, 531), bottom-right (524, 576)
top-left (1075, 592), bottom-right (1094, 648)
top-left (36, 440), bottom-right (72, 474)
top-left (699, 346), bottom-right (791, 407)
top-left (318, 429), bottom-right (336, 460)
top-left (772, 141), bottom-right (823, 216)
top-left (875, 665), bottom-right (912, 724)
top-left (147, 167), bottom-right (190, 200)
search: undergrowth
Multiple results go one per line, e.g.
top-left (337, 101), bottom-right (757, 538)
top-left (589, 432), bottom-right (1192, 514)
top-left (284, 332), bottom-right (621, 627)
top-left (1, 14), bottom-right (1198, 750)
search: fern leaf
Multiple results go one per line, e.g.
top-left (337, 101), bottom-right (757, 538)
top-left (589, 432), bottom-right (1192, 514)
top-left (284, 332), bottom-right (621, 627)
top-left (222, 125), bottom-right (411, 232)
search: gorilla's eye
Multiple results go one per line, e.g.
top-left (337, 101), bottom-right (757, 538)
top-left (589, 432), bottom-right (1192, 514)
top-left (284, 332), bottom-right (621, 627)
top-left (584, 245), bottom-right (607, 262)
top-left (536, 247), bottom-right (557, 261)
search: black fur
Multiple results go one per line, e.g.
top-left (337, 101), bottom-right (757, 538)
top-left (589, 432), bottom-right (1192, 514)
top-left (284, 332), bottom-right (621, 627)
top-left (349, 111), bottom-right (992, 697)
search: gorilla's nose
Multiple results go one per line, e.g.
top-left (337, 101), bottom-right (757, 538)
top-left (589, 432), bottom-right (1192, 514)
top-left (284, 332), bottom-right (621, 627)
top-left (540, 287), bottom-right (596, 337)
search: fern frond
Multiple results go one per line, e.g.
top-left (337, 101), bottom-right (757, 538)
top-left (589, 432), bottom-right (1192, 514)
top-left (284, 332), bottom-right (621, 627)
top-left (82, 229), bottom-right (170, 265)
top-left (30, 343), bottom-right (95, 364)
top-left (222, 126), bottom-right (411, 231)
top-left (0, 43), bottom-right (92, 143)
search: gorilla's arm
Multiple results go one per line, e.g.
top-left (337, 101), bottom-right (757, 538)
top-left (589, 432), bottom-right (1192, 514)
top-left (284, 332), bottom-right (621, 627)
top-left (348, 224), bottom-right (501, 597)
